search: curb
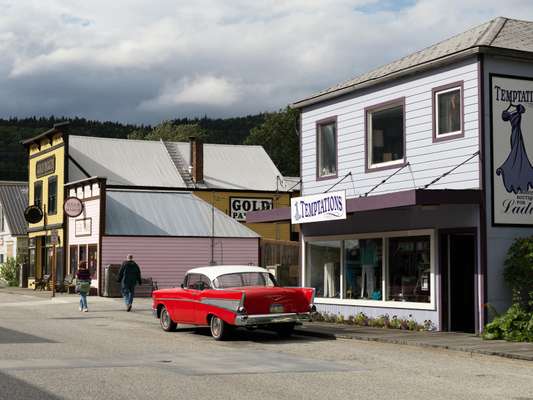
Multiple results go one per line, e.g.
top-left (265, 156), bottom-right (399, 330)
top-left (295, 326), bottom-right (533, 362)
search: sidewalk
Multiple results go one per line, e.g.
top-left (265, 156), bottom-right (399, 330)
top-left (295, 321), bottom-right (533, 361)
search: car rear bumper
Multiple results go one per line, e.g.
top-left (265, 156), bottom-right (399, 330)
top-left (234, 312), bottom-right (312, 326)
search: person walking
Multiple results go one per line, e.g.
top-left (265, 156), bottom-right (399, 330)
top-left (117, 254), bottom-right (142, 312)
top-left (76, 261), bottom-right (91, 312)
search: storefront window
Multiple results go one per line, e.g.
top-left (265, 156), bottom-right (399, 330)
top-left (69, 245), bottom-right (78, 275)
top-left (88, 245), bottom-right (97, 279)
top-left (387, 236), bottom-right (431, 303)
top-left (344, 239), bottom-right (383, 300)
top-left (306, 241), bottom-right (341, 298)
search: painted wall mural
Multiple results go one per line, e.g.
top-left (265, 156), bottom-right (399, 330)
top-left (491, 74), bottom-right (533, 225)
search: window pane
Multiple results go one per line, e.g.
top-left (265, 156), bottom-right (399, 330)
top-left (387, 236), bottom-right (431, 303)
top-left (370, 105), bottom-right (404, 165)
top-left (48, 177), bottom-right (57, 214)
top-left (34, 181), bottom-right (42, 209)
top-left (319, 122), bottom-right (336, 177)
top-left (215, 272), bottom-right (275, 288)
top-left (69, 246), bottom-right (78, 275)
top-left (306, 241), bottom-right (341, 298)
top-left (438, 89), bottom-right (461, 135)
top-left (344, 239), bottom-right (382, 300)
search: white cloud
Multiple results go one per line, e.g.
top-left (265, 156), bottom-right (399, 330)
top-left (0, 0), bottom-right (532, 123)
top-left (140, 76), bottom-right (242, 110)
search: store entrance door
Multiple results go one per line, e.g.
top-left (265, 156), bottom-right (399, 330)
top-left (440, 231), bottom-right (477, 333)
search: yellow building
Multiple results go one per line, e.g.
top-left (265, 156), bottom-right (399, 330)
top-left (22, 122), bottom-right (69, 288)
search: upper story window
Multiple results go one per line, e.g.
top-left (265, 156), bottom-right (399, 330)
top-left (433, 82), bottom-right (463, 141)
top-left (366, 99), bottom-right (405, 170)
top-left (34, 181), bottom-right (43, 210)
top-left (48, 176), bottom-right (57, 215)
top-left (317, 118), bottom-right (337, 179)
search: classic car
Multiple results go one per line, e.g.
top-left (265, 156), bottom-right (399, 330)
top-left (152, 265), bottom-right (316, 340)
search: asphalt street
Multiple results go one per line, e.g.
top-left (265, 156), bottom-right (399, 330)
top-left (0, 289), bottom-right (532, 400)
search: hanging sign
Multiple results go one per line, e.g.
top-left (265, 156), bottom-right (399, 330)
top-left (230, 197), bottom-right (273, 222)
top-left (291, 190), bottom-right (346, 224)
top-left (64, 197), bottom-right (84, 218)
top-left (24, 205), bottom-right (43, 224)
top-left (491, 74), bottom-right (533, 226)
top-left (36, 155), bottom-right (56, 178)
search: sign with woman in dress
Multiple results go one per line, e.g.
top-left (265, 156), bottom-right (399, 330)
top-left (491, 74), bottom-right (533, 226)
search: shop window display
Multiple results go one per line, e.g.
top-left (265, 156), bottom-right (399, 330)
top-left (344, 239), bottom-right (383, 300)
top-left (306, 241), bottom-right (341, 298)
top-left (387, 236), bottom-right (431, 303)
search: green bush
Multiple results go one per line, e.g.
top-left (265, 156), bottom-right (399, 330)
top-left (0, 257), bottom-right (19, 287)
top-left (482, 304), bottom-right (533, 342)
top-left (482, 236), bottom-right (533, 342)
top-left (313, 311), bottom-right (434, 331)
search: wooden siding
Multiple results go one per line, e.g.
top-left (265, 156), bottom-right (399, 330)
top-left (101, 236), bottom-right (259, 289)
top-left (68, 199), bottom-right (100, 245)
top-left (301, 59), bottom-right (480, 197)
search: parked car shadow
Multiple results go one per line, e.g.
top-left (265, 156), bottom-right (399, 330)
top-left (188, 326), bottom-right (335, 343)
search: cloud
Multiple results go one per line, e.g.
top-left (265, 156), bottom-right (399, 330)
top-left (140, 76), bottom-right (242, 110)
top-left (0, 0), bottom-right (532, 124)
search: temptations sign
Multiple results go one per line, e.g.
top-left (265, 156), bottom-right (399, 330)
top-left (291, 190), bottom-right (346, 224)
top-left (491, 74), bottom-right (533, 226)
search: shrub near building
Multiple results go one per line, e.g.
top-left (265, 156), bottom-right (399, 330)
top-left (483, 237), bottom-right (533, 342)
top-left (0, 257), bottom-right (19, 287)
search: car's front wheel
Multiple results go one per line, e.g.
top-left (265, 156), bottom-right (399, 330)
top-left (160, 306), bottom-right (177, 332)
top-left (210, 315), bottom-right (230, 340)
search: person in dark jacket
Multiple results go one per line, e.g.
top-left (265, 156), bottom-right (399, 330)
top-left (76, 261), bottom-right (91, 312)
top-left (117, 254), bottom-right (142, 312)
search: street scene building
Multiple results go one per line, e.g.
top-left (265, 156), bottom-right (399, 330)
top-left (249, 17), bottom-right (533, 333)
top-left (0, 181), bottom-right (28, 266)
top-left (22, 127), bottom-right (294, 291)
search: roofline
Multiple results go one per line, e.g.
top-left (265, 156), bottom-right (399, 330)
top-left (291, 46), bottom-right (533, 110)
top-left (21, 121), bottom-right (70, 146)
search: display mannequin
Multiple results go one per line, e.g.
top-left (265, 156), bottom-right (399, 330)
top-left (360, 240), bottom-right (378, 298)
top-left (323, 262), bottom-right (335, 297)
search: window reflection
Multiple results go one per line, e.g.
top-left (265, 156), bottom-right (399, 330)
top-left (306, 241), bottom-right (341, 298)
top-left (344, 239), bottom-right (382, 300)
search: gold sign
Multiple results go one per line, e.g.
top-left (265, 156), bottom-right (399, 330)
top-left (36, 155), bottom-right (56, 178)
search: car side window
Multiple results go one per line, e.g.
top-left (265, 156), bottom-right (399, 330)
top-left (187, 274), bottom-right (201, 289)
top-left (199, 274), bottom-right (212, 289)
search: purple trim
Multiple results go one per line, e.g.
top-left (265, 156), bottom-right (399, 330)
top-left (246, 188), bottom-right (482, 223)
top-left (432, 81), bottom-right (465, 143)
top-left (315, 116), bottom-right (338, 181)
top-left (364, 97), bottom-right (407, 173)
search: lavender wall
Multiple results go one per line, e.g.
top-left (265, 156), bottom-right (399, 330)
top-left (101, 236), bottom-right (259, 289)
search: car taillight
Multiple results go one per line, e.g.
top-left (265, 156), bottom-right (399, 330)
top-left (237, 306), bottom-right (247, 314)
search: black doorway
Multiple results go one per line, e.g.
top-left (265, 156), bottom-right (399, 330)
top-left (440, 231), bottom-right (476, 333)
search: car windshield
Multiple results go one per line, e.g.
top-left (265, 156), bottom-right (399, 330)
top-left (213, 272), bottom-right (277, 289)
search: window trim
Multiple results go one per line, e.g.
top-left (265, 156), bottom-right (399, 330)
top-left (365, 97), bottom-right (407, 172)
top-left (47, 175), bottom-right (58, 215)
top-left (432, 81), bottom-right (464, 142)
top-left (304, 229), bottom-right (436, 311)
top-left (315, 116), bottom-right (338, 181)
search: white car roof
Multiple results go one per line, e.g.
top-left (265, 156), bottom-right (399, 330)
top-left (186, 265), bottom-right (270, 282)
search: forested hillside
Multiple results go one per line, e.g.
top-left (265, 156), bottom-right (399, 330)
top-left (0, 111), bottom-right (299, 181)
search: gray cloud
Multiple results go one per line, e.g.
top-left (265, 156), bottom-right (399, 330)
top-left (1, 0), bottom-right (532, 124)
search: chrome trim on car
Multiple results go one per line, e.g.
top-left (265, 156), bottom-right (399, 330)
top-left (201, 298), bottom-right (241, 312)
top-left (234, 312), bottom-right (311, 326)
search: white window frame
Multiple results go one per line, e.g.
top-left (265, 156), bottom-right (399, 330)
top-left (303, 229), bottom-right (436, 311)
top-left (434, 85), bottom-right (463, 139)
top-left (317, 118), bottom-right (337, 179)
top-left (367, 101), bottom-right (405, 170)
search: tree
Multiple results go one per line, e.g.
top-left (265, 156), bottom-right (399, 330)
top-left (244, 107), bottom-right (300, 176)
top-left (129, 121), bottom-right (207, 142)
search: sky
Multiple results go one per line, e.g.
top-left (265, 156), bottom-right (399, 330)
top-left (1, 0), bottom-right (533, 125)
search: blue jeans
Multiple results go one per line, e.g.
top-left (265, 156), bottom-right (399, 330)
top-left (79, 293), bottom-right (88, 310)
top-left (122, 286), bottom-right (135, 306)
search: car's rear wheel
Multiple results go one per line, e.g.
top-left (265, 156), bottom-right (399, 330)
top-left (210, 316), bottom-right (230, 340)
top-left (160, 306), bottom-right (177, 332)
top-left (274, 323), bottom-right (295, 338)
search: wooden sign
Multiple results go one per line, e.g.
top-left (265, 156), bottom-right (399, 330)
top-left (36, 155), bottom-right (56, 178)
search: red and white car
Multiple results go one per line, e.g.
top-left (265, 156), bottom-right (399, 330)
top-left (152, 265), bottom-right (316, 340)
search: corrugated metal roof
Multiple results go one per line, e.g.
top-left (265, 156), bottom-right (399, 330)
top-left (167, 142), bottom-right (284, 191)
top-left (68, 136), bottom-right (185, 187)
top-left (105, 190), bottom-right (259, 238)
top-left (0, 182), bottom-right (28, 236)
top-left (293, 17), bottom-right (533, 108)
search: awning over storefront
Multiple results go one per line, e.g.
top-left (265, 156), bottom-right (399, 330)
top-left (247, 189), bottom-right (482, 223)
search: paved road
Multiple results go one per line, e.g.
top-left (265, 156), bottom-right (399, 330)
top-left (0, 290), bottom-right (532, 400)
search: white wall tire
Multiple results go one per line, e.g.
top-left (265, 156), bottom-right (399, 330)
top-left (160, 306), bottom-right (177, 332)
top-left (210, 316), bottom-right (229, 340)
